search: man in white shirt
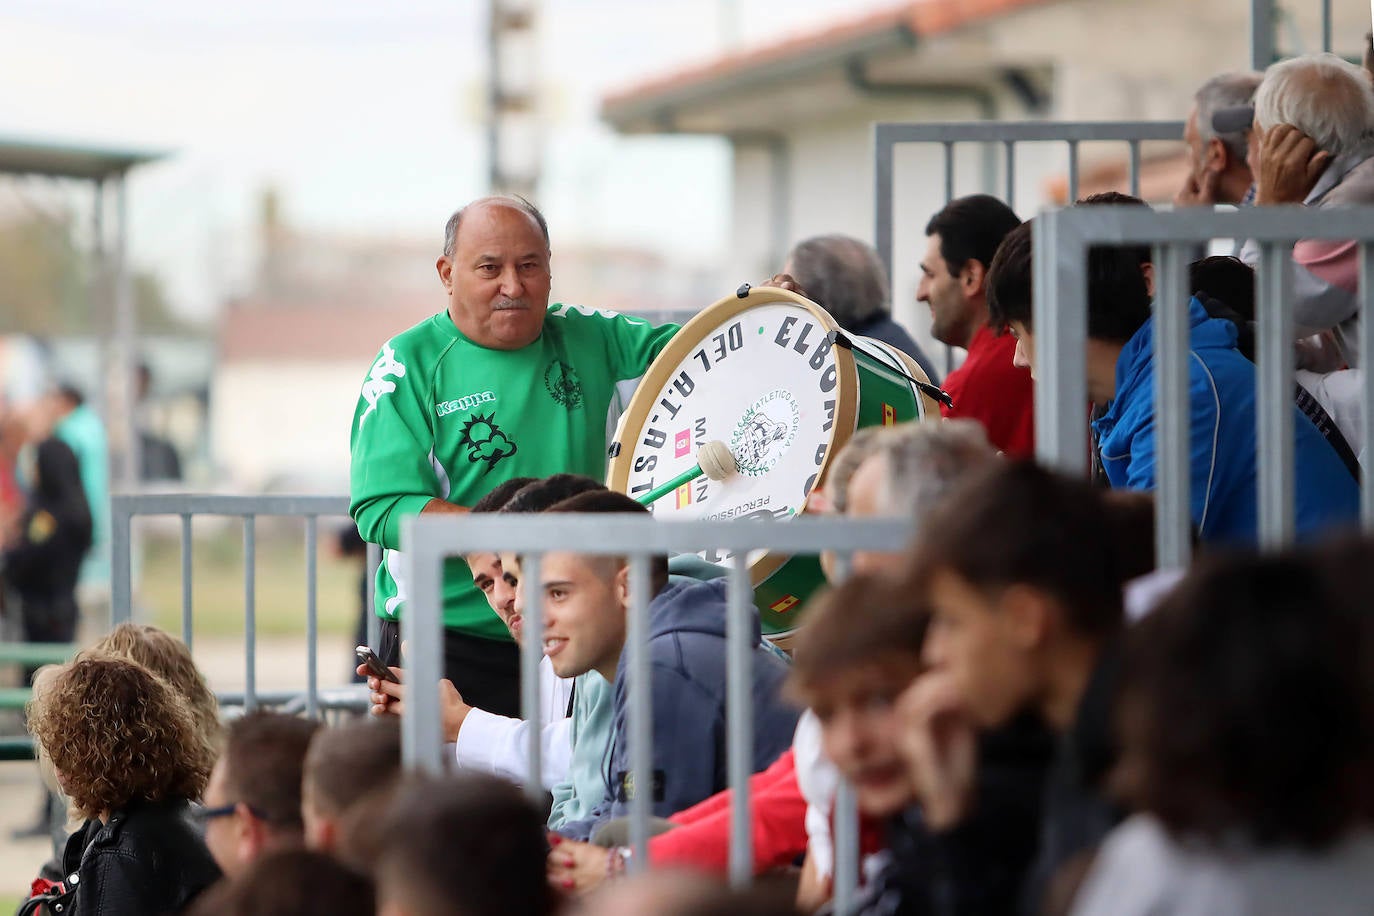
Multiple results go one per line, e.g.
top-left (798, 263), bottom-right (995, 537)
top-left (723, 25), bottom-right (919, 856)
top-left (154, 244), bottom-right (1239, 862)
top-left (364, 474), bottom-right (605, 789)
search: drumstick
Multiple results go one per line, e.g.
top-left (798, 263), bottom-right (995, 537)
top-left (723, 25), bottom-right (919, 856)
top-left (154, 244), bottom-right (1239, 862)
top-left (635, 440), bottom-right (736, 506)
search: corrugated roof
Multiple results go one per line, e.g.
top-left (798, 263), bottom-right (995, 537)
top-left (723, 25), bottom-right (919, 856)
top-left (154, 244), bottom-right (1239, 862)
top-left (601, 0), bottom-right (1049, 125)
top-left (0, 135), bottom-right (166, 180)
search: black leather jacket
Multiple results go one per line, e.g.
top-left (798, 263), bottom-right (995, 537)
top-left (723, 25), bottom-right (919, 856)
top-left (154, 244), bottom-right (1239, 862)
top-left (59, 798), bottom-right (221, 916)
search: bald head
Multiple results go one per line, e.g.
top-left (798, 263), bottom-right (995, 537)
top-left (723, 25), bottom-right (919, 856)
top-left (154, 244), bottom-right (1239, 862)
top-left (443, 195), bottom-right (550, 258)
top-left (785, 234), bottom-right (889, 327)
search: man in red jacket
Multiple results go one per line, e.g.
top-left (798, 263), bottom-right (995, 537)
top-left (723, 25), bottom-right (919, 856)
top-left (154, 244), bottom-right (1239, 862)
top-left (917, 195), bottom-right (1035, 457)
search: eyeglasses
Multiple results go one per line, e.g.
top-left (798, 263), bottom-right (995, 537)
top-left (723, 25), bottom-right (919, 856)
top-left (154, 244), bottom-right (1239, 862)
top-left (195, 802), bottom-right (268, 822)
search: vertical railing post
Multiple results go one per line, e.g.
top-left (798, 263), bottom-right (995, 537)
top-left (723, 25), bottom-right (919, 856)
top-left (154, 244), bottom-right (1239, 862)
top-left (626, 552), bottom-right (653, 872)
top-left (110, 498), bottom-right (133, 628)
top-left (1250, 0), bottom-right (1275, 69)
top-left (179, 513), bottom-right (193, 649)
top-left (1256, 242), bottom-right (1296, 548)
top-left (520, 554), bottom-right (545, 798)
top-left (829, 549), bottom-right (859, 912)
top-left (244, 515), bottom-right (257, 711)
top-left (1032, 212), bottom-right (1089, 475)
top-left (401, 521), bottom-right (446, 772)
top-left (1153, 243), bottom-right (1193, 568)
top-left (1360, 243), bottom-right (1374, 531)
top-left (726, 553), bottom-right (755, 887)
top-left (874, 124), bottom-right (896, 286)
top-left (305, 516), bottom-right (319, 720)
top-left (366, 541), bottom-right (382, 650)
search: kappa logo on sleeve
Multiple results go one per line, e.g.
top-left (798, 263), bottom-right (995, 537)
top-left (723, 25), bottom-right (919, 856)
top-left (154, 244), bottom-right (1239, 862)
top-left (358, 343), bottom-right (407, 428)
top-left (458, 413), bottom-right (518, 473)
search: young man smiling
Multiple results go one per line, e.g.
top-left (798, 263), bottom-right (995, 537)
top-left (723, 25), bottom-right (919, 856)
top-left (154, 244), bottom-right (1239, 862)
top-left (516, 489), bottom-right (799, 843)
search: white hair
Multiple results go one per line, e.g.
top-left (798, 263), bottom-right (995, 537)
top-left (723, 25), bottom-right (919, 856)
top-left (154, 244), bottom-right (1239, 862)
top-left (875, 419), bottom-right (996, 522)
top-left (1253, 53), bottom-right (1374, 157)
top-left (1195, 71), bottom-right (1263, 160)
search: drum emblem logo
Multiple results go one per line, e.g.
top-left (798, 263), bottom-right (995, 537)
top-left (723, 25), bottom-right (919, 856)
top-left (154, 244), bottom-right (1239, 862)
top-left (731, 389), bottom-right (800, 477)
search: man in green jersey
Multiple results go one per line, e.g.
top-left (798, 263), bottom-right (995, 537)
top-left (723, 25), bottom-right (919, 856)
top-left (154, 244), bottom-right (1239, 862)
top-left (349, 196), bottom-right (678, 717)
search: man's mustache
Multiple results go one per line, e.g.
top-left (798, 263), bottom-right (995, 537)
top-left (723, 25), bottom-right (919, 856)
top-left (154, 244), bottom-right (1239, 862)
top-left (492, 297), bottom-right (530, 311)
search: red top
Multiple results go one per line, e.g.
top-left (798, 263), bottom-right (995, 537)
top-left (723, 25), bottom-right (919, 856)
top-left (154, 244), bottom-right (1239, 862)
top-left (940, 326), bottom-right (1035, 458)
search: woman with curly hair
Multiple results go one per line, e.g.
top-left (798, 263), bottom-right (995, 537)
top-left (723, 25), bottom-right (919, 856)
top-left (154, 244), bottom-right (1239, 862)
top-left (28, 655), bottom-right (221, 915)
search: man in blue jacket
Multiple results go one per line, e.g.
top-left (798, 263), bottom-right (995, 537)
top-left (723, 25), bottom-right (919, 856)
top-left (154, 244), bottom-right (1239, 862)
top-left (984, 219), bottom-right (1358, 546)
top-left (512, 489), bottom-right (798, 842)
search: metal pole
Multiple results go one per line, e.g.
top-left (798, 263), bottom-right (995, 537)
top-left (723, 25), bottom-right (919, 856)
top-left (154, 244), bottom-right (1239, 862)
top-left (1003, 140), bottom-right (1016, 205)
top-left (1067, 140), bottom-right (1080, 203)
top-left (366, 542), bottom-right (382, 650)
top-left (1256, 242), bottom-right (1296, 547)
top-left (1251, 0), bottom-right (1275, 69)
top-left (305, 516), bottom-right (319, 720)
top-left (180, 514), bottom-right (193, 649)
top-left (626, 552), bottom-right (653, 872)
top-left (1321, 0), bottom-right (1332, 54)
top-left (942, 142), bottom-right (955, 203)
top-left (874, 125), bottom-right (896, 287)
top-left (110, 501), bottom-right (133, 627)
top-left (1128, 140), bottom-right (1142, 199)
top-left (520, 554), bottom-right (544, 797)
top-left (244, 516), bottom-right (257, 711)
top-left (113, 175), bottom-right (139, 489)
top-left (1359, 243), bottom-right (1374, 530)
top-left (1032, 212), bottom-right (1089, 475)
top-left (829, 549), bottom-right (859, 912)
top-left (401, 522), bottom-right (445, 772)
top-left (1153, 244), bottom-right (1193, 568)
top-left (726, 553), bottom-right (754, 887)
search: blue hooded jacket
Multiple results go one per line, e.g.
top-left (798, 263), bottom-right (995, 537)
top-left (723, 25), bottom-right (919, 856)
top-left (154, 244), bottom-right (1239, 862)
top-left (1091, 297), bottom-right (1359, 545)
top-left (557, 578), bottom-right (798, 841)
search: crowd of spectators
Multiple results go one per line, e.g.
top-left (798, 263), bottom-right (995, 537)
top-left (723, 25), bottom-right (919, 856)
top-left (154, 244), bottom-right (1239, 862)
top-left (17, 47), bottom-right (1374, 916)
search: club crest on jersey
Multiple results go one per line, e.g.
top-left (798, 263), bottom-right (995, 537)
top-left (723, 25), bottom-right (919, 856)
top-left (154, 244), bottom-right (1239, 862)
top-left (358, 344), bottom-right (406, 428)
top-left (458, 412), bottom-right (518, 473)
top-left (544, 360), bottom-right (584, 410)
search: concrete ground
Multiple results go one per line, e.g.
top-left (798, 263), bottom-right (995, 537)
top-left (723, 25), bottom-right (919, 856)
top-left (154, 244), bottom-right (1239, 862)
top-left (0, 632), bottom-right (353, 901)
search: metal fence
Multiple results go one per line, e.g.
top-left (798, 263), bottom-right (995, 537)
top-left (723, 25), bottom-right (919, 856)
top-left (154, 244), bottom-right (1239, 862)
top-left (109, 493), bottom-right (378, 718)
top-left (1034, 205), bottom-right (1374, 565)
top-left (872, 119), bottom-right (1186, 290)
top-left (400, 514), bottom-right (909, 908)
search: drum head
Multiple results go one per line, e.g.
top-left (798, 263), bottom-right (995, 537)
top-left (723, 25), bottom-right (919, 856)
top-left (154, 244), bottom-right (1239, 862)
top-left (607, 286), bottom-right (859, 568)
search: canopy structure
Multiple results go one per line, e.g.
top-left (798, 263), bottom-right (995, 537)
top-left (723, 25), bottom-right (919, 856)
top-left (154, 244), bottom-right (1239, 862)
top-left (0, 134), bottom-right (168, 488)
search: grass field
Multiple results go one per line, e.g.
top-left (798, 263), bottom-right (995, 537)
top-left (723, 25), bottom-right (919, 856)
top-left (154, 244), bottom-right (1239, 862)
top-left (138, 523), bottom-right (362, 638)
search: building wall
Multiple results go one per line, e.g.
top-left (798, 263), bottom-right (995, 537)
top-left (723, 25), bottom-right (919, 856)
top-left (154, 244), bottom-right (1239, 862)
top-left (211, 362), bottom-right (362, 492)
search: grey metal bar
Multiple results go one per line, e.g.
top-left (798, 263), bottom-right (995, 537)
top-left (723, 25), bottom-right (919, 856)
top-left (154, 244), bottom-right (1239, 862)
top-left (726, 552), bottom-right (754, 887)
top-left (1025, 206), bottom-right (1374, 241)
top-left (1067, 140), bottom-right (1080, 203)
top-left (874, 124), bottom-right (896, 289)
top-left (111, 503), bottom-right (133, 626)
top-left (626, 552), bottom-right (653, 872)
top-left (1361, 244), bottom-right (1374, 530)
top-left (942, 142), bottom-right (955, 203)
top-left (1003, 140), bottom-right (1016, 204)
top-left (366, 542), bottom-right (382, 650)
top-left (1032, 212), bottom-right (1089, 475)
top-left (873, 120), bottom-right (1185, 144)
top-left (1153, 244), bottom-right (1193, 568)
top-left (114, 176), bottom-right (139, 489)
top-left (1128, 140), bottom-right (1142, 199)
top-left (244, 516), bottom-right (257, 711)
top-left (401, 521), bottom-right (446, 772)
top-left (111, 493), bottom-right (348, 517)
top-left (829, 548), bottom-right (858, 912)
top-left (179, 514), bottom-right (193, 649)
top-left (1256, 242), bottom-right (1296, 548)
top-left (1251, 0), bottom-right (1274, 69)
top-left (1320, 0), bottom-right (1332, 54)
top-left (520, 554), bottom-right (544, 798)
top-left (305, 516), bottom-right (319, 720)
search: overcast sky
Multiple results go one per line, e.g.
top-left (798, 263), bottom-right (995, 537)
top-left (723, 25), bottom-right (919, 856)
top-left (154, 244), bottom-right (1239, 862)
top-left (0, 0), bottom-right (869, 319)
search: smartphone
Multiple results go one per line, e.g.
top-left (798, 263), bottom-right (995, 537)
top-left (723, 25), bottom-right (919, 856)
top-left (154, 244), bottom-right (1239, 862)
top-left (355, 646), bottom-right (400, 683)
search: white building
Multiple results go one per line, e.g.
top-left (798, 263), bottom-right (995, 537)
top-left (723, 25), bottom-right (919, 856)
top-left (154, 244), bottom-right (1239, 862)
top-left (600, 0), bottom-right (1366, 358)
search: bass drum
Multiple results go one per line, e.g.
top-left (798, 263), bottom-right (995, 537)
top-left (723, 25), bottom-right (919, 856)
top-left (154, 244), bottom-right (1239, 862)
top-left (606, 286), bottom-right (941, 647)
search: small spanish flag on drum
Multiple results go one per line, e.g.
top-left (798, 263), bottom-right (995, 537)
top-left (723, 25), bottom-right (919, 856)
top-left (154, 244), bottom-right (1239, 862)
top-left (769, 594), bottom-right (800, 614)
top-left (882, 403), bottom-right (897, 426)
top-left (675, 483), bottom-right (692, 509)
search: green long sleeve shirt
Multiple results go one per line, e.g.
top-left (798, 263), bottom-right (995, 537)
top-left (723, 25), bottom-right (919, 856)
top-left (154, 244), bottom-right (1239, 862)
top-left (349, 305), bottom-right (678, 638)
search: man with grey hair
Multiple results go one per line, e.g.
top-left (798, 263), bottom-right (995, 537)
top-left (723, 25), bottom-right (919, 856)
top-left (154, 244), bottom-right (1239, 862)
top-left (350, 195), bottom-right (679, 715)
top-left (1239, 53), bottom-right (1374, 368)
top-left (1175, 71), bottom-right (1263, 208)
top-left (785, 234), bottom-right (940, 384)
